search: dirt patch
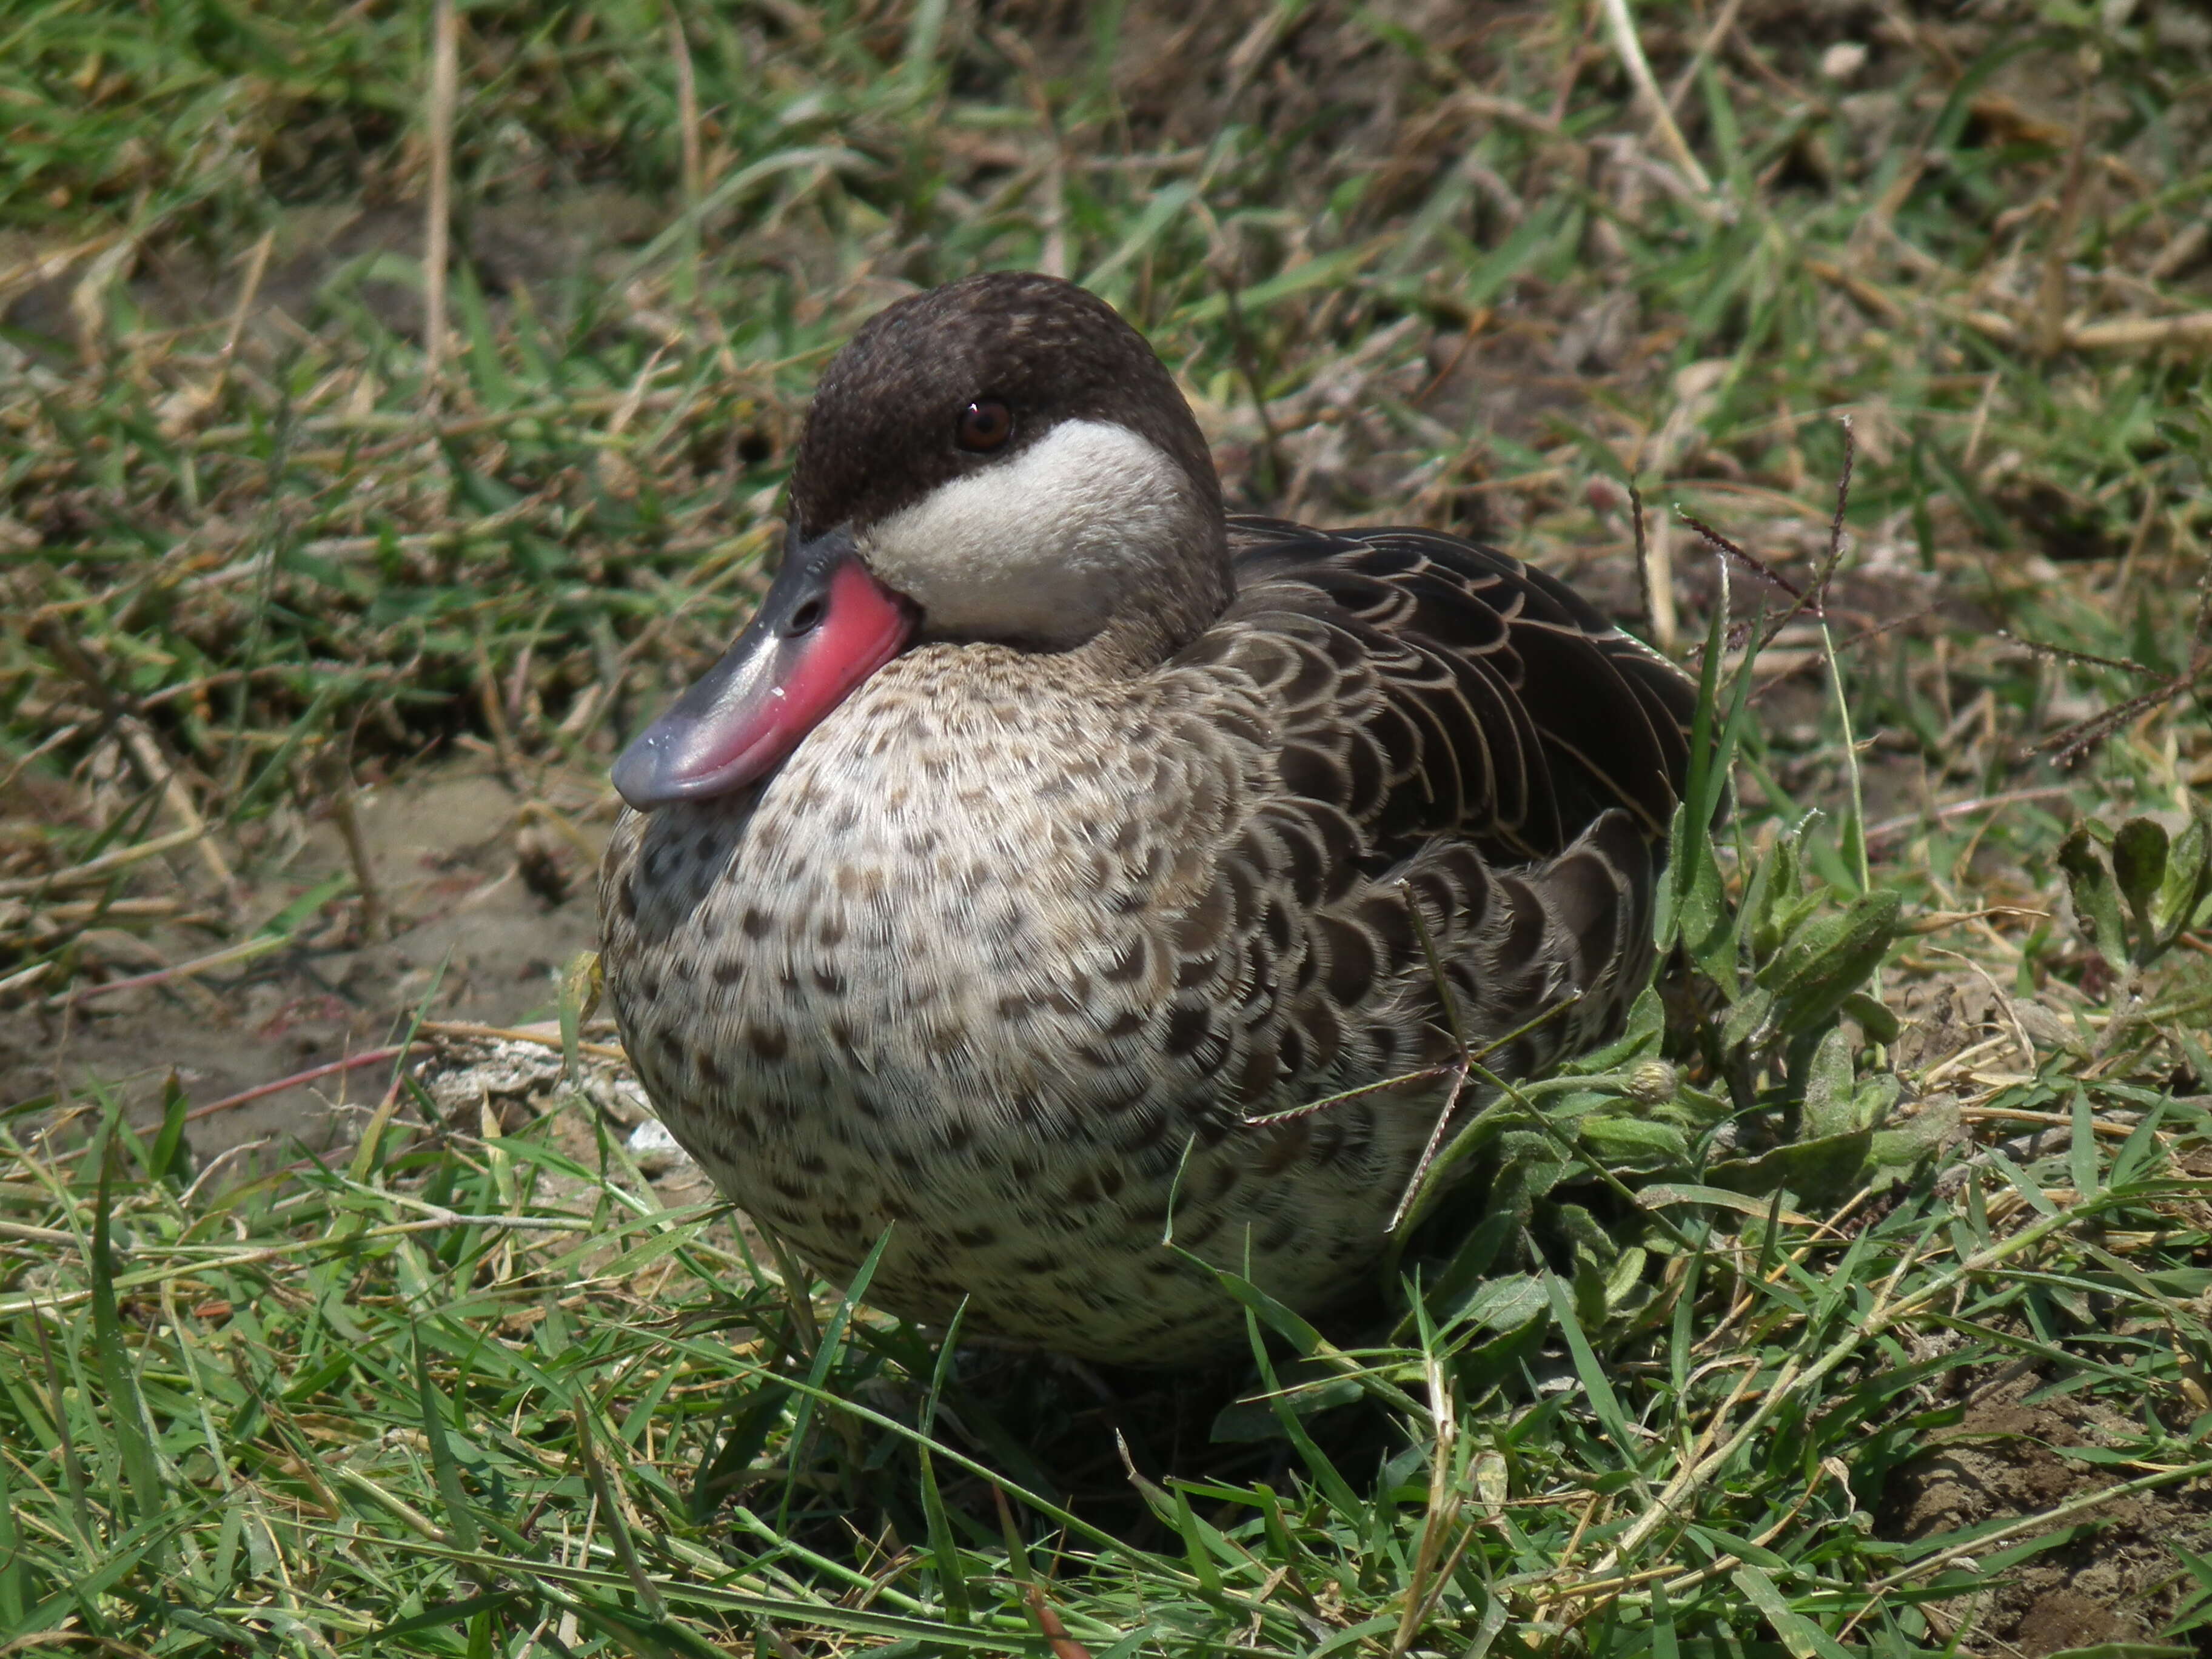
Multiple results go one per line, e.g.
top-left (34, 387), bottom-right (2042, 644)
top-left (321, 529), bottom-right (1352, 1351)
top-left (3, 761), bottom-right (613, 1171)
top-left (2, 191), bottom-right (661, 355)
top-left (1877, 1371), bottom-right (2212, 1654)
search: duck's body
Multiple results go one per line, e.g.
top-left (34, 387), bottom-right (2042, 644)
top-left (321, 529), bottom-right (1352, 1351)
top-left (600, 275), bottom-right (1694, 1364)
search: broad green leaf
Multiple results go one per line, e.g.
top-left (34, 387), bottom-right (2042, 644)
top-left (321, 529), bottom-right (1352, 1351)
top-left (1578, 1114), bottom-right (1692, 1165)
top-left (2111, 817), bottom-right (2170, 933)
top-left (2153, 811), bottom-right (2212, 946)
top-left (1419, 1207), bottom-right (1520, 1322)
top-left (1737, 829), bottom-right (1792, 954)
top-left (147, 1071), bottom-right (191, 1187)
top-left (1854, 1073), bottom-right (1901, 1127)
top-left (1720, 984), bottom-right (1775, 1052)
top-left (1551, 1202), bottom-right (1619, 1267)
top-left (1572, 1246), bottom-right (1609, 1330)
top-left (1761, 890), bottom-right (1904, 1034)
top-left (1210, 1366), bottom-right (1362, 1443)
top-left (1840, 990), bottom-right (1899, 1044)
top-left (2059, 826), bottom-right (2128, 968)
top-left (1604, 1244), bottom-right (1648, 1312)
top-left (1800, 1027), bottom-right (1857, 1140)
top-left (1567, 984), bottom-right (1667, 1072)
top-left (1868, 1094), bottom-right (1960, 1169)
top-left (1683, 839), bottom-right (1736, 984)
top-left (1455, 1272), bottom-right (1548, 1334)
top-left (1708, 1129), bottom-right (1873, 1202)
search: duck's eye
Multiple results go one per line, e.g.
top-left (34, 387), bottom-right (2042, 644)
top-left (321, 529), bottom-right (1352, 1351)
top-left (954, 399), bottom-right (1013, 453)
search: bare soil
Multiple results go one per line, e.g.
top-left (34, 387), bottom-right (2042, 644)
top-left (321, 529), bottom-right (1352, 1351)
top-left (1877, 1369), bottom-right (2212, 1654)
top-left (2, 190), bottom-right (660, 356)
top-left (4, 762), bottom-right (610, 1168)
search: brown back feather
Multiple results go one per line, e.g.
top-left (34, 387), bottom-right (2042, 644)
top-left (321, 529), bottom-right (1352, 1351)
top-left (1194, 518), bottom-right (1695, 866)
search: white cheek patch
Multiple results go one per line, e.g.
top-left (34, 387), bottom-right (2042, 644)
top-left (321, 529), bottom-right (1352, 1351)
top-left (860, 419), bottom-right (1195, 648)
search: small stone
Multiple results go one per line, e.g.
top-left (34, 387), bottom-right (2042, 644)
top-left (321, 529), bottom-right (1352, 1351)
top-left (627, 1118), bottom-right (695, 1178)
top-left (426, 1041), bottom-right (564, 1116)
top-left (1820, 42), bottom-right (1868, 81)
top-left (2009, 998), bottom-right (2080, 1053)
top-left (582, 1070), bottom-right (655, 1127)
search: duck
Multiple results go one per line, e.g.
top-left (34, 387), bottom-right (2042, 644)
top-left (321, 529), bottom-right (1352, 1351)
top-left (598, 271), bottom-right (1696, 1366)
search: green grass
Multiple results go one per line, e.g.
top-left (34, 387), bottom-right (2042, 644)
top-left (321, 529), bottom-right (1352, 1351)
top-left (5, 987), bottom-right (2212, 1655)
top-left (4, 0), bottom-right (2212, 1651)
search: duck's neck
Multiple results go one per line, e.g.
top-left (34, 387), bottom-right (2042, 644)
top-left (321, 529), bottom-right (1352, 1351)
top-left (1065, 530), bottom-right (1236, 677)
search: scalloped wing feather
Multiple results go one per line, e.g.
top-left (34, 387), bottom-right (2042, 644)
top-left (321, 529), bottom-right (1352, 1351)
top-left (1213, 518), bottom-right (1694, 858)
top-left (1160, 518), bottom-right (1698, 1119)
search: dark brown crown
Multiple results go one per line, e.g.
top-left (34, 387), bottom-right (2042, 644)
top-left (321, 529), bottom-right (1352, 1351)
top-left (788, 273), bottom-right (1223, 539)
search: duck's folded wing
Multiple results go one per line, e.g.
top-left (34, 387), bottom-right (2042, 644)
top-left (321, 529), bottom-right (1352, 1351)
top-left (1142, 521), bottom-right (1696, 1111)
top-left (1197, 518), bottom-right (1696, 868)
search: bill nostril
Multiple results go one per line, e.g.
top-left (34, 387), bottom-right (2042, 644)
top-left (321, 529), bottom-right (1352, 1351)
top-left (785, 598), bottom-right (825, 635)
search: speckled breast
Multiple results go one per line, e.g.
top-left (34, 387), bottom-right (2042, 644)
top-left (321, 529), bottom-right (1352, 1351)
top-left (597, 646), bottom-right (1441, 1364)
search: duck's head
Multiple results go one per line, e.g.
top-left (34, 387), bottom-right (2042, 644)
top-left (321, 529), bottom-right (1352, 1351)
top-left (611, 272), bottom-right (1230, 810)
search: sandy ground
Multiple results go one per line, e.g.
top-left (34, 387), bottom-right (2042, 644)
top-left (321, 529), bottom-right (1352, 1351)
top-left (5, 761), bottom-right (612, 1170)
